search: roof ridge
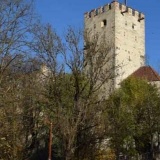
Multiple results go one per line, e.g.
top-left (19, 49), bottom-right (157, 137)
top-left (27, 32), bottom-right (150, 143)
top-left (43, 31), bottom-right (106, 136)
top-left (130, 66), bottom-right (160, 82)
top-left (148, 66), bottom-right (160, 81)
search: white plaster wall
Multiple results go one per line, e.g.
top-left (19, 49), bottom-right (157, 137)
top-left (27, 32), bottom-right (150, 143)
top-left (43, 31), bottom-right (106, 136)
top-left (84, 3), bottom-right (116, 97)
top-left (114, 2), bottom-right (145, 88)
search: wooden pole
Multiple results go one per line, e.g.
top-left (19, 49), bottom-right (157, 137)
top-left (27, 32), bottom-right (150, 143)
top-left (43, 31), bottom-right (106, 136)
top-left (125, 0), bottom-right (127, 5)
top-left (48, 122), bottom-right (52, 160)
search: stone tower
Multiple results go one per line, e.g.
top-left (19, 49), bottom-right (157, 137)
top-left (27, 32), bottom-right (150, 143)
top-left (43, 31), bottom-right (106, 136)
top-left (84, 0), bottom-right (145, 95)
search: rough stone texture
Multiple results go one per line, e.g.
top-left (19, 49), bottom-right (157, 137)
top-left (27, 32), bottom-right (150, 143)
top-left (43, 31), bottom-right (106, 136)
top-left (114, 2), bottom-right (145, 88)
top-left (84, 1), bottom-right (145, 96)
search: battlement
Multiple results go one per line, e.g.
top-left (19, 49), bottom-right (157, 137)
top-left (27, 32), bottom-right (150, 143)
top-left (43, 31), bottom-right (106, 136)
top-left (84, 1), bottom-right (145, 20)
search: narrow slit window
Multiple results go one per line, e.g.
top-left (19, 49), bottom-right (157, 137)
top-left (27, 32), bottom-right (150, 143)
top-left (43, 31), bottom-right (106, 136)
top-left (132, 24), bottom-right (136, 29)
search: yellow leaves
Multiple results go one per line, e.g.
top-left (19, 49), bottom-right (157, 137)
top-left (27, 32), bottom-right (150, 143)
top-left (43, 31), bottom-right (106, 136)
top-left (120, 77), bottom-right (152, 106)
top-left (95, 148), bottom-right (116, 160)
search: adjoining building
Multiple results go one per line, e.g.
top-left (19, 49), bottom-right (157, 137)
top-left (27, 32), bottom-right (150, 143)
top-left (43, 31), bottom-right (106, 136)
top-left (130, 65), bottom-right (160, 90)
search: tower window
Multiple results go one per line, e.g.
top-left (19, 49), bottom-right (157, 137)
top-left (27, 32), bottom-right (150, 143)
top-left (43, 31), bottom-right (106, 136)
top-left (101, 19), bottom-right (107, 27)
top-left (132, 24), bottom-right (136, 29)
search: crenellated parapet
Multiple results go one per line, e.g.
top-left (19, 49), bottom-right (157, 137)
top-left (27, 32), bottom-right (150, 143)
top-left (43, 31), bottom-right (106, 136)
top-left (84, 3), bottom-right (112, 19)
top-left (84, 1), bottom-right (144, 21)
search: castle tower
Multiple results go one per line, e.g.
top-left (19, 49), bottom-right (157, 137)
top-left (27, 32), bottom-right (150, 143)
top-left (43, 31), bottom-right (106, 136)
top-left (84, 1), bottom-right (145, 95)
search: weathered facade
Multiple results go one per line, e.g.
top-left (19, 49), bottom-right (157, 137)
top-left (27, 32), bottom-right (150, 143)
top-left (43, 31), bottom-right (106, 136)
top-left (84, 0), bottom-right (145, 96)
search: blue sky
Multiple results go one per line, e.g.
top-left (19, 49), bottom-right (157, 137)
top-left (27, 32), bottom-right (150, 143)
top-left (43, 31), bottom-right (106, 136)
top-left (35, 0), bottom-right (160, 72)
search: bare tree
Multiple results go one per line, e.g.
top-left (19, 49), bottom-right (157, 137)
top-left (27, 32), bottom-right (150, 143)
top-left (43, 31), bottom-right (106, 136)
top-left (0, 1), bottom-right (42, 159)
top-left (31, 25), bottom-right (113, 159)
top-left (0, 0), bottom-right (35, 78)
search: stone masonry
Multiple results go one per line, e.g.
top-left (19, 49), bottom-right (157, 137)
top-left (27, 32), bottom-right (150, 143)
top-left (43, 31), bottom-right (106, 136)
top-left (84, 1), bottom-right (145, 96)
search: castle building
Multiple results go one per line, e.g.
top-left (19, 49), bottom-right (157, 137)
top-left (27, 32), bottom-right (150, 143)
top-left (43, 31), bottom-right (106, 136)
top-left (84, 0), bottom-right (145, 96)
top-left (130, 65), bottom-right (160, 90)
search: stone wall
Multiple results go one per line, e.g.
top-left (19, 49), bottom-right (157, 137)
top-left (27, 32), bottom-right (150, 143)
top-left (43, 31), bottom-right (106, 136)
top-left (84, 1), bottom-right (145, 97)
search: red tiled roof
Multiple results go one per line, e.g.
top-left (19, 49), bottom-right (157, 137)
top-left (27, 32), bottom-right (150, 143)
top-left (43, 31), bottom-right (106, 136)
top-left (130, 66), bottom-right (160, 82)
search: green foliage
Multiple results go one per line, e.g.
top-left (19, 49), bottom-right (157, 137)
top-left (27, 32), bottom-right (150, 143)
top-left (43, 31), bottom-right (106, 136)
top-left (106, 77), bottom-right (160, 159)
top-left (43, 72), bottom-right (103, 159)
